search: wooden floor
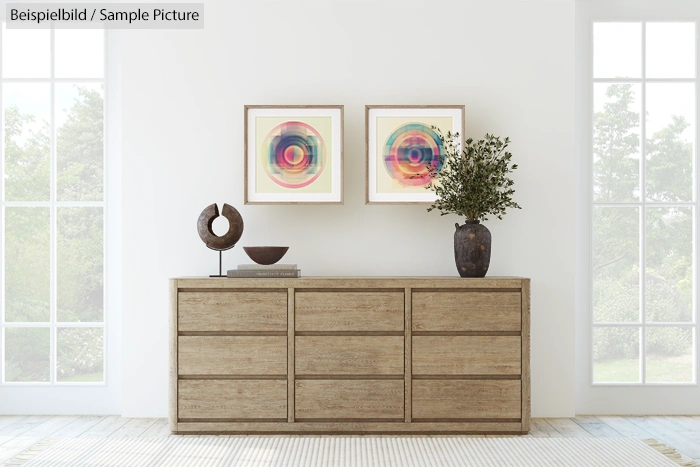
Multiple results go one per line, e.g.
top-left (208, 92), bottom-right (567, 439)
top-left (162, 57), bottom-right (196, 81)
top-left (0, 416), bottom-right (699, 464)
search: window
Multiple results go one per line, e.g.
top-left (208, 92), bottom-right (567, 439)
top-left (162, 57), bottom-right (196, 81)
top-left (1, 26), bottom-right (106, 384)
top-left (591, 22), bottom-right (697, 385)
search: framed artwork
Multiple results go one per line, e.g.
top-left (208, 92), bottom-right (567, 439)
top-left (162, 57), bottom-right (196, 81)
top-left (365, 105), bottom-right (465, 204)
top-left (244, 105), bottom-right (344, 204)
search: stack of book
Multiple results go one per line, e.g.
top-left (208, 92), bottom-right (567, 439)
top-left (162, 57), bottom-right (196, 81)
top-left (227, 264), bottom-right (301, 278)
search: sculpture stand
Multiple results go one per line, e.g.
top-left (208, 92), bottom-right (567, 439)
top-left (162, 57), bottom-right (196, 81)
top-left (210, 250), bottom-right (225, 278)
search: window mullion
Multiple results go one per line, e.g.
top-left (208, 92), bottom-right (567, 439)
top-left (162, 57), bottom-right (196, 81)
top-left (640, 21), bottom-right (647, 385)
top-left (49, 27), bottom-right (56, 385)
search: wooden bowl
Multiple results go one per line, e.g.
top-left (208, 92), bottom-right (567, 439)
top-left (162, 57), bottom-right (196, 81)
top-left (243, 246), bottom-right (289, 265)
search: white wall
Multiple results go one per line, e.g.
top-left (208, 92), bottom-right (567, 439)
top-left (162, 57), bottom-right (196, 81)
top-left (120, 0), bottom-right (575, 418)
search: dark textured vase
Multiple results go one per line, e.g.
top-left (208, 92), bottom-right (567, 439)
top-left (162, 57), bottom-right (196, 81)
top-left (454, 220), bottom-right (491, 278)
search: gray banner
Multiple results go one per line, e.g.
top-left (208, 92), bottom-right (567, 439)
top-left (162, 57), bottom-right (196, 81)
top-left (7, 3), bottom-right (204, 29)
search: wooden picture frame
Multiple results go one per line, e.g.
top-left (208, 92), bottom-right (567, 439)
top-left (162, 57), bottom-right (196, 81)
top-left (244, 105), bottom-right (344, 204)
top-left (365, 105), bottom-right (465, 204)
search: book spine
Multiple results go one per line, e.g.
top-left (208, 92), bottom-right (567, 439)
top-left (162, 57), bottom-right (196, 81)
top-left (227, 270), bottom-right (301, 278)
top-left (237, 264), bottom-right (298, 270)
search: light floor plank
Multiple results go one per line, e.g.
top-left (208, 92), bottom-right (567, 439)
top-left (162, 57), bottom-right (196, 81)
top-left (0, 416), bottom-right (76, 463)
top-left (572, 416), bottom-right (624, 438)
top-left (545, 418), bottom-right (595, 438)
top-left (52, 416), bottom-right (107, 438)
top-left (140, 419), bottom-right (172, 438)
top-left (530, 419), bottom-right (564, 438)
top-left (0, 416), bottom-right (53, 446)
top-left (79, 416), bottom-right (130, 438)
top-left (109, 418), bottom-right (158, 438)
top-left (626, 416), bottom-right (700, 459)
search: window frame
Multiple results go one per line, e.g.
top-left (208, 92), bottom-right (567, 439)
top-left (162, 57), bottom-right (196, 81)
top-left (586, 15), bottom-right (700, 387)
top-left (0, 26), bottom-right (109, 387)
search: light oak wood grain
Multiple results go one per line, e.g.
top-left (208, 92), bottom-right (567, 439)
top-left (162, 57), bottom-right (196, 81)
top-left (174, 420), bottom-right (522, 434)
top-left (175, 277), bottom-right (526, 290)
top-left (404, 287), bottom-right (412, 423)
top-left (412, 380), bottom-right (521, 419)
top-left (413, 336), bottom-right (521, 375)
top-left (169, 277), bottom-right (531, 435)
top-left (412, 291), bottom-right (521, 332)
top-left (169, 280), bottom-right (178, 431)
top-left (178, 291), bottom-right (287, 332)
top-left (287, 288), bottom-right (295, 423)
top-left (295, 292), bottom-right (404, 331)
top-left (178, 380), bottom-right (287, 419)
top-left (296, 336), bottom-right (404, 375)
top-left (295, 380), bottom-right (404, 419)
top-left (178, 336), bottom-right (286, 375)
top-left (521, 278), bottom-right (531, 432)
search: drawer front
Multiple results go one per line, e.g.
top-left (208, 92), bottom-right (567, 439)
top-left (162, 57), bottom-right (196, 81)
top-left (178, 291), bottom-right (287, 332)
top-left (178, 380), bottom-right (287, 419)
top-left (178, 336), bottom-right (287, 375)
top-left (413, 380), bottom-right (521, 419)
top-left (413, 336), bottom-right (521, 375)
top-left (295, 292), bottom-right (404, 331)
top-left (295, 380), bottom-right (404, 420)
top-left (412, 291), bottom-right (521, 332)
top-left (296, 336), bottom-right (404, 375)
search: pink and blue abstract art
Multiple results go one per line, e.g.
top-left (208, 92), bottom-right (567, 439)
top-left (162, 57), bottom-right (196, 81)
top-left (383, 123), bottom-right (444, 186)
top-left (262, 121), bottom-right (326, 189)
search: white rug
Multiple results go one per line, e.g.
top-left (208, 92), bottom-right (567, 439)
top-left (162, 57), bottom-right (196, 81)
top-left (4, 436), bottom-right (697, 467)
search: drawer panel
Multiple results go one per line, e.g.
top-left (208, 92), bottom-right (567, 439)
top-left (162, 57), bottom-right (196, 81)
top-left (413, 380), bottom-right (521, 419)
top-left (295, 380), bottom-right (404, 419)
top-left (178, 380), bottom-right (287, 419)
top-left (412, 291), bottom-right (521, 332)
top-left (296, 336), bottom-right (404, 375)
top-left (413, 336), bottom-right (521, 375)
top-left (178, 291), bottom-right (287, 332)
top-left (178, 336), bottom-right (286, 375)
top-left (295, 292), bottom-right (404, 332)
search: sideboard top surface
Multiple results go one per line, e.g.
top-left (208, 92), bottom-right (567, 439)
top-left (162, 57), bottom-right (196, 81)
top-left (172, 277), bottom-right (530, 289)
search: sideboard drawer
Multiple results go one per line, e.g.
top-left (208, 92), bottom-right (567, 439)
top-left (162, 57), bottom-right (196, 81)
top-left (178, 380), bottom-right (287, 420)
top-left (295, 292), bottom-right (404, 332)
top-left (178, 291), bottom-right (287, 332)
top-left (413, 380), bottom-right (521, 419)
top-left (295, 380), bottom-right (404, 420)
top-left (178, 336), bottom-right (287, 375)
top-left (412, 291), bottom-right (521, 332)
top-left (296, 336), bottom-right (404, 375)
top-left (413, 336), bottom-right (521, 375)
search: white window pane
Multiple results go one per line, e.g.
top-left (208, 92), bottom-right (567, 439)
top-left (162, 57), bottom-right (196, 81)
top-left (1, 24), bottom-right (50, 78)
top-left (593, 327), bottom-right (640, 383)
top-left (4, 328), bottom-right (50, 382)
top-left (593, 207), bottom-right (640, 323)
top-left (57, 207), bottom-right (104, 323)
top-left (4, 207), bottom-right (50, 322)
top-left (57, 328), bottom-right (104, 382)
top-left (646, 327), bottom-right (694, 383)
top-left (55, 29), bottom-right (104, 78)
top-left (3, 83), bottom-right (51, 202)
top-left (56, 84), bottom-right (104, 201)
top-left (646, 83), bottom-right (695, 202)
top-left (646, 23), bottom-right (695, 79)
top-left (593, 83), bottom-right (641, 202)
top-left (594, 23), bottom-right (642, 79)
top-left (646, 207), bottom-right (693, 323)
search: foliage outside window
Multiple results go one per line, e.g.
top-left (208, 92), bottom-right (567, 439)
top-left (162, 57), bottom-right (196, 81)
top-left (1, 27), bottom-right (106, 384)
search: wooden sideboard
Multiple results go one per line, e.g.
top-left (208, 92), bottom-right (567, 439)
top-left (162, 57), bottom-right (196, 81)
top-left (170, 277), bottom-right (530, 434)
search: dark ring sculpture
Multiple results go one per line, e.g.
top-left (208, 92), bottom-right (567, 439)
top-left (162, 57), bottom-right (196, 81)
top-left (197, 203), bottom-right (244, 251)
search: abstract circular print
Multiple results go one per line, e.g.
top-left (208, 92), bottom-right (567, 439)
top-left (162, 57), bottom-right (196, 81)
top-left (262, 121), bottom-right (326, 189)
top-left (383, 123), bottom-right (443, 187)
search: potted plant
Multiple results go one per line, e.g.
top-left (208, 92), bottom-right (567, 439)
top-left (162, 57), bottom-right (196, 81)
top-left (424, 129), bottom-right (521, 278)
